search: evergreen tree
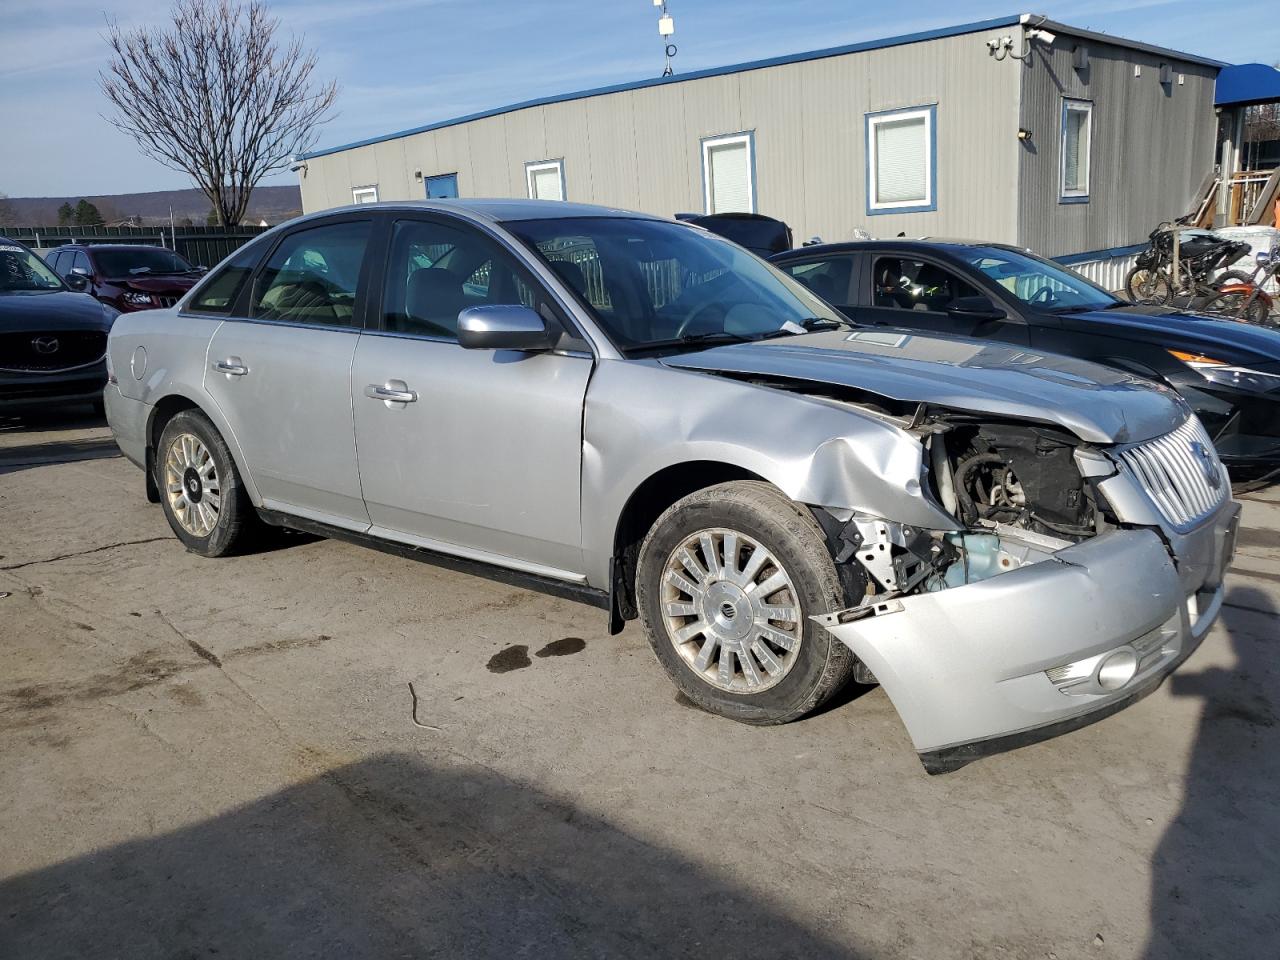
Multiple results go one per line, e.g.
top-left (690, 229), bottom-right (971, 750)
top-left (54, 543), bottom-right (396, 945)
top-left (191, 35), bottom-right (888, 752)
top-left (74, 199), bottom-right (104, 226)
top-left (57, 202), bottom-right (75, 225)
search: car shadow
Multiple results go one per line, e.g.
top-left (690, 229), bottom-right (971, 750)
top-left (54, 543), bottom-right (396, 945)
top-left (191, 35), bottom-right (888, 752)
top-left (0, 407), bottom-right (116, 476)
top-left (1143, 586), bottom-right (1280, 958)
top-left (0, 752), bottom-right (857, 959)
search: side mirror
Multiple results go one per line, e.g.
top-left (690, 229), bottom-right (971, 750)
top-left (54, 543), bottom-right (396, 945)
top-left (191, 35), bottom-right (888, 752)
top-left (195, 265), bottom-right (209, 273)
top-left (457, 304), bottom-right (555, 351)
top-left (64, 273), bottom-right (89, 291)
top-left (947, 295), bottom-right (1007, 322)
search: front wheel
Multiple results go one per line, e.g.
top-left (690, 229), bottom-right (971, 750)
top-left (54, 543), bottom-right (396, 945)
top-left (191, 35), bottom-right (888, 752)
top-left (1125, 266), bottom-right (1171, 304)
top-left (156, 409), bottom-right (260, 557)
top-left (636, 481), bottom-right (858, 725)
top-left (1200, 289), bottom-right (1270, 325)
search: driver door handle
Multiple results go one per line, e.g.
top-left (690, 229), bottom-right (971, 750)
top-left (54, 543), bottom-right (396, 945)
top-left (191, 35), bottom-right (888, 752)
top-left (364, 381), bottom-right (418, 404)
top-left (215, 357), bottom-right (249, 376)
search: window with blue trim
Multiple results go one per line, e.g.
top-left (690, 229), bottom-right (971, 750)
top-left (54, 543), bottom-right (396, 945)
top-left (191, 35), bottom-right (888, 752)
top-left (866, 106), bottom-right (935, 214)
top-left (1060, 99), bottom-right (1092, 202)
top-left (701, 132), bottom-right (756, 214)
top-left (425, 173), bottom-right (458, 199)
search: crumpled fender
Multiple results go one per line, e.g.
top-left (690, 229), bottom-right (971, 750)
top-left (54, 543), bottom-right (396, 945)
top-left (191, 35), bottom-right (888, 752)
top-left (581, 359), bottom-right (958, 587)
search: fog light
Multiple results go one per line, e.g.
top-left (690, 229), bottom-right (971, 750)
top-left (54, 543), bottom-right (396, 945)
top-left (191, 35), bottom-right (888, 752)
top-left (1097, 649), bottom-right (1138, 690)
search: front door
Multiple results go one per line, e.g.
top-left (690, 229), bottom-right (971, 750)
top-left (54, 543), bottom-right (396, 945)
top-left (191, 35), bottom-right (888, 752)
top-left (351, 215), bottom-right (592, 578)
top-left (859, 253), bottom-right (1030, 344)
top-left (204, 217), bottom-right (374, 527)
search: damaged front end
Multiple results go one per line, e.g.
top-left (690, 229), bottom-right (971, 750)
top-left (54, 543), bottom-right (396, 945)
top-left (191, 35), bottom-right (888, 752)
top-left (810, 407), bottom-right (1240, 773)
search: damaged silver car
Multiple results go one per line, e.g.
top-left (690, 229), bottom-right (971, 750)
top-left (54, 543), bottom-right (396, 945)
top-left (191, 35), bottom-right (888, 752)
top-left (103, 200), bottom-right (1240, 772)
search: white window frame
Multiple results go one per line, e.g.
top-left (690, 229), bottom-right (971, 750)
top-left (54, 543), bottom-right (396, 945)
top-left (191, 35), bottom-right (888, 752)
top-left (865, 105), bottom-right (936, 214)
top-left (525, 159), bottom-right (566, 201)
top-left (701, 131), bottom-right (757, 215)
top-left (1059, 98), bottom-right (1093, 203)
top-left (351, 185), bottom-right (378, 204)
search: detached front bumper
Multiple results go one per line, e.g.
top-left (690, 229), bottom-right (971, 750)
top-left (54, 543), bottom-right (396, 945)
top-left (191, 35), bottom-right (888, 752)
top-left (816, 505), bottom-right (1239, 773)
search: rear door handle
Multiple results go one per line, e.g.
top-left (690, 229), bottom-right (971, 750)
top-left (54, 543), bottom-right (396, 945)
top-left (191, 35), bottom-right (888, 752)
top-left (364, 380), bottom-right (418, 404)
top-left (215, 357), bottom-right (249, 376)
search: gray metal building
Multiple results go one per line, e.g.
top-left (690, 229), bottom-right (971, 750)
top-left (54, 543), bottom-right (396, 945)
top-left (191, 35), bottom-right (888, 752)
top-left (296, 14), bottom-right (1221, 276)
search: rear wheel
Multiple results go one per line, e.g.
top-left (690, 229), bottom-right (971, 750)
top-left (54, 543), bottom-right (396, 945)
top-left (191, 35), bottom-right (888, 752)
top-left (1124, 266), bottom-right (1171, 303)
top-left (156, 409), bottom-right (259, 556)
top-left (636, 481), bottom-right (858, 724)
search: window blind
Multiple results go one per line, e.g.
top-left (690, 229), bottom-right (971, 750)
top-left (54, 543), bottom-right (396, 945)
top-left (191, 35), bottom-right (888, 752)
top-left (708, 141), bottom-right (750, 213)
top-left (1063, 106), bottom-right (1090, 194)
top-left (530, 166), bottom-right (563, 201)
top-left (873, 116), bottom-right (927, 204)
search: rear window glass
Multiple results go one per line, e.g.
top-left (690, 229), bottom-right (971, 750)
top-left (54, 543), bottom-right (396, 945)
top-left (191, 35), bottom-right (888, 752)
top-left (187, 241), bottom-right (265, 314)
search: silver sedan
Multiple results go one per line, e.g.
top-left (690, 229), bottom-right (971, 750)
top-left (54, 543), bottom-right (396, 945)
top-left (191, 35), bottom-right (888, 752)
top-left (103, 200), bottom-right (1239, 772)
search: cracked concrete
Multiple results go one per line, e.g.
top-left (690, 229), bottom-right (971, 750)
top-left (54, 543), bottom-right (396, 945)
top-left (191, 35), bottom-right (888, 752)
top-left (1, 412), bottom-right (1278, 959)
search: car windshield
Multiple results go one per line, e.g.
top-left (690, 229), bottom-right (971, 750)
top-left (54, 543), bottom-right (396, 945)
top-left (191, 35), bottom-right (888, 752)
top-left (94, 247), bottom-right (196, 278)
top-left (0, 243), bottom-right (64, 292)
top-left (958, 247), bottom-right (1119, 312)
top-left (505, 216), bottom-right (845, 352)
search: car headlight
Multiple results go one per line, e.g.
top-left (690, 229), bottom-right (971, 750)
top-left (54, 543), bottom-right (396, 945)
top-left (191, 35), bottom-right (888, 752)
top-left (1168, 350), bottom-right (1280, 395)
top-left (123, 291), bottom-right (154, 306)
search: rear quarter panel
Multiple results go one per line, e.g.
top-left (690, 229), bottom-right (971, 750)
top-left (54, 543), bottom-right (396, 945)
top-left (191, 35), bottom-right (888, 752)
top-left (106, 309), bottom-right (267, 504)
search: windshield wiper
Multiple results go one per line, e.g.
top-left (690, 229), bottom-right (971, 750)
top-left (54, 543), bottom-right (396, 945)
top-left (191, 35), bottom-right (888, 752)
top-left (797, 316), bottom-right (853, 330)
top-left (628, 331), bottom-right (754, 354)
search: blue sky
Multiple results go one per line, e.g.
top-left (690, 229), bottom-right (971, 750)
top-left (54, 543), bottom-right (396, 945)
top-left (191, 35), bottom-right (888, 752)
top-left (2, 0), bottom-right (1276, 198)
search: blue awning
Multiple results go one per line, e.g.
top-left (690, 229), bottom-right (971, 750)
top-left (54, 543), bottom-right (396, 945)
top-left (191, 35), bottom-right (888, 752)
top-left (1216, 63), bottom-right (1280, 108)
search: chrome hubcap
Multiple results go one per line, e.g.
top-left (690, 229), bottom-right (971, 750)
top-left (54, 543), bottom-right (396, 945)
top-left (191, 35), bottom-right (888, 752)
top-left (164, 433), bottom-right (221, 537)
top-left (661, 528), bottom-right (802, 694)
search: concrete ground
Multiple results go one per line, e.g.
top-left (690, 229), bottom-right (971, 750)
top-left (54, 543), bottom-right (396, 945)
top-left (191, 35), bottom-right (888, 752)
top-left (1, 409), bottom-right (1277, 960)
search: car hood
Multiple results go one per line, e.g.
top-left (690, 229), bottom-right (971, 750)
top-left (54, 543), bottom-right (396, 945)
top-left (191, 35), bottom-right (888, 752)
top-left (114, 275), bottom-right (200, 294)
top-left (0, 289), bottom-right (113, 333)
top-left (661, 328), bottom-right (1187, 445)
top-left (1063, 304), bottom-right (1280, 370)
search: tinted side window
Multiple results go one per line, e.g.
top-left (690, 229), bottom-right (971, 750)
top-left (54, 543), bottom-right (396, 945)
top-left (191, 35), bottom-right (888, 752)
top-left (251, 221), bottom-right (372, 327)
top-left (383, 219), bottom-right (540, 340)
top-left (782, 257), bottom-right (853, 304)
top-left (872, 257), bottom-right (980, 312)
top-left (188, 240), bottom-right (264, 314)
top-left (48, 251), bottom-right (66, 274)
top-left (72, 251), bottom-right (92, 275)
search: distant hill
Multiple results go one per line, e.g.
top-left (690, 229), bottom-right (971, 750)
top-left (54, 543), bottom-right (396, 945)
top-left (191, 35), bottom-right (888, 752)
top-left (2, 185), bottom-right (302, 227)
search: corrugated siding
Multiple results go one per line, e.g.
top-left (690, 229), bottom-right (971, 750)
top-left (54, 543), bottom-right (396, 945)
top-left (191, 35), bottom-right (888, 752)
top-left (297, 28), bottom-right (1021, 244)
top-left (1018, 39), bottom-right (1217, 258)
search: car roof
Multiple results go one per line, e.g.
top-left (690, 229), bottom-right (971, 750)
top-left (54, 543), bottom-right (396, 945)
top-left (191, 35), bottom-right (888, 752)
top-left (61, 243), bottom-right (173, 251)
top-left (292, 198), bottom-right (670, 228)
top-left (772, 238), bottom-right (1027, 259)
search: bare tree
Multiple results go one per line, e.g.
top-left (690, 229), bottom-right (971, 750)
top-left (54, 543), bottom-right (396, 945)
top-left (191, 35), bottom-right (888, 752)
top-left (0, 193), bottom-right (18, 228)
top-left (100, 0), bottom-right (337, 227)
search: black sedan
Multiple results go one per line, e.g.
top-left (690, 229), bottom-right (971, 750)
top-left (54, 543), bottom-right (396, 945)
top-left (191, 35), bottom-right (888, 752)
top-left (771, 239), bottom-right (1280, 482)
top-left (1, 237), bottom-right (118, 413)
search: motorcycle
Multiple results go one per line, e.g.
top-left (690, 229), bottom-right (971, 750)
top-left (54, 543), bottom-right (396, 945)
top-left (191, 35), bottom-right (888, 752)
top-left (1124, 220), bottom-right (1253, 305)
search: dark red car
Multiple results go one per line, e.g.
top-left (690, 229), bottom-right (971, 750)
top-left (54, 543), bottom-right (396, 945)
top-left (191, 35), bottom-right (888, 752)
top-left (47, 244), bottom-right (206, 313)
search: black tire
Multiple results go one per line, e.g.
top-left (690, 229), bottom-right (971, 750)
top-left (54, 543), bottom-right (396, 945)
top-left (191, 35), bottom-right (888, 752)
top-left (1124, 266), bottom-right (1171, 304)
top-left (1211, 269), bottom-right (1254, 289)
top-left (636, 481), bottom-right (858, 725)
top-left (1200, 289), bottom-right (1269, 325)
top-left (155, 408), bottom-right (259, 557)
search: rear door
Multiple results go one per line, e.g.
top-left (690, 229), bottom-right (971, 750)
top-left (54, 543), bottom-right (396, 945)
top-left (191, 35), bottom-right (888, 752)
top-left (774, 253), bottom-right (859, 316)
top-left (203, 216), bottom-right (374, 528)
top-left (350, 213), bottom-right (592, 577)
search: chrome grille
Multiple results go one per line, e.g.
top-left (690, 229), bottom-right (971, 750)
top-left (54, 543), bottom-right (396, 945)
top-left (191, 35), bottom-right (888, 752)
top-left (156, 295), bottom-right (179, 308)
top-left (1117, 417), bottom-right (1228, 531)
